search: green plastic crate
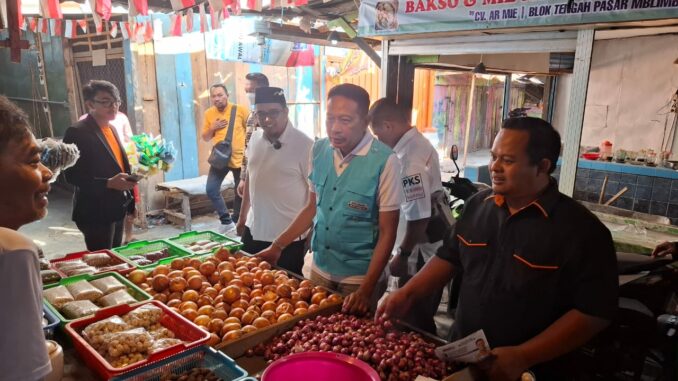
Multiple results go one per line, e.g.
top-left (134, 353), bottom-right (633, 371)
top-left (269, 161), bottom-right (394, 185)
top-left (168, 230), bottom-right (243, 256)
top-left (112, 240), bottom-right (192, 270)
top-left (43, 271), bottom-right (151, 326)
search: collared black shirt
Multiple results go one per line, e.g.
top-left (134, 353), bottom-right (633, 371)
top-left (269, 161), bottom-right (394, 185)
top-left (438, 179), bottom-right (618, 348)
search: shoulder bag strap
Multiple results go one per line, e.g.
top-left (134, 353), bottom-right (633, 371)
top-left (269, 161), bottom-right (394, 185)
top-left (223, 104), bottom-right (237, 142)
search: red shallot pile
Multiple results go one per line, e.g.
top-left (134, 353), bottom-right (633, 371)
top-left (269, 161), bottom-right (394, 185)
top-left (249, 313), bottom-right (455, 381)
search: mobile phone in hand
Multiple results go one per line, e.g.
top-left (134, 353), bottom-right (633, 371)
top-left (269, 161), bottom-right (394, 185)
top-left (127, 174), bottom-right (143, 182)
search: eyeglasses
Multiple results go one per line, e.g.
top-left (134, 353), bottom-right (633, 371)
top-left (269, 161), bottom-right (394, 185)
top-left (93, 99), bottom-right (120, 108)
top-left (255, 110), bottom-right (283, 120)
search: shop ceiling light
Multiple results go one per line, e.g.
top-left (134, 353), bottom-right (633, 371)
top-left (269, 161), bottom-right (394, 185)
top-left (328, 31), bottom-right (340, 46)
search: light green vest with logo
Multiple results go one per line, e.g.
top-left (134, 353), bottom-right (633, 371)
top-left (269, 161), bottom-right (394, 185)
top-left (309, 137), bottom-right (392, 276)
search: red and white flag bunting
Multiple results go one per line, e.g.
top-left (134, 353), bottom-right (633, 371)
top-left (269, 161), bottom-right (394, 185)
top-left (120, 21), bottom-right (130, 39)
top-left (76, 19), bottom-right (87, 33)
top-left (29, 17), bottom-right (38, 32)
top-left (64, 19), bottom-right (78, 38)
top-left (144, 19), bottom-right (153, 41)
top-left (198, 3), bottom-right (208, 33)
top-left (170, 13), bottom-right (182, 36)
top-left (134, 22), bottom-right (144, 43)
top-left (40, 0), bottom-right (63, 19)
top-left (95, 0), bottom-right (112, 21)
top-left (40, 17), bottom-right (49, 33)
top-left (209, 6), bottom-right (219, 29)
top-left (129, 0), bottom-right (149, 17)
top-left (185, 8), bottom-right (194, 33)
top-left (50, 18), bottom-right (62, 36)
top-left (110, 21), bottom-right (118, 37)
top-left (247, 0), bottom-right (262, 12)
top-left (87, 0), bottom-right (103, 33)
top-left (170, 0), bottom-right (196, 11)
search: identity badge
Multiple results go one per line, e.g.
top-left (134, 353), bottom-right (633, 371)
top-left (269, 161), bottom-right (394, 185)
top-left (348, 201), bottom-right (369, 212)
top-left (402, 173), bottom-right (425, 202)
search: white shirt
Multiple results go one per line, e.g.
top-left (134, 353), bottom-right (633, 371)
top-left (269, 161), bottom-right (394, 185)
top-left (0, 228), bottom-right (51, 381)
top-left (245, 121), bottom-right (313, 242)
top-left (392, 128), bottom-right (444, 265)
top-left (309, 132), bottom-right (403, 284)
top-left (393, 128), bottom-right (443, 222)
top-left (308, 132), bottom-right (402, 212)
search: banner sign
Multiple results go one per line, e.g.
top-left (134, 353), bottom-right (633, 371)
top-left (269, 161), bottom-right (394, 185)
top-left (358, 0), bottom-right (678, 36)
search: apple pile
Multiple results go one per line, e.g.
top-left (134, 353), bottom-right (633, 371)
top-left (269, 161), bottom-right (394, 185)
top-left (126, 248), bottom-right (342, 346)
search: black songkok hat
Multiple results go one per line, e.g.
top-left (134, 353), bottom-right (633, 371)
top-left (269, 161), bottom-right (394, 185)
top-left (254, 87), bottom-right (286, 107)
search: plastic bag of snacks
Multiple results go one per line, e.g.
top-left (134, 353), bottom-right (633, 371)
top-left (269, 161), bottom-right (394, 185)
top-left (82, 315), bottom-right (130, 350)
top-left (98, 289), bottom-right (136, 307)
top-left (108, 353), bottom-right (147, 369)
top-left (39, 258), bottom-right (51, 270)
top-left (99, 263), bottom-right (131, 273)
top-left (122, 304), bottom-right (162, 328)
top-left (148, 325), bottom-right (175, 340)
top-left (43, 285), bottom-right (74, 309)
top-left (54, 260), bottom-right (86, 271)
top-left (82, 253), bottom-right (112, 267)
top-left (41, 270), bottom-right (62, 285)
top-left (90, 277), bottom-right (126, 295)
top-left (66, 266), bottom-right (97, 276)
top-left (102, 328), bottom-right (153, 358)
top-left (61, 300), bottom-right (100, 319)
top-left (66, 280), bottom-right (104, 301)
top-left (55, 260), bottom-right (96, 276)
top-left (149, 338), bottom-right (182, 354)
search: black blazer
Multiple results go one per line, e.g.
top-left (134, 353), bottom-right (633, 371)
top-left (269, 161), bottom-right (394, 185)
top-left (63, 114), bottom-right (134, 224)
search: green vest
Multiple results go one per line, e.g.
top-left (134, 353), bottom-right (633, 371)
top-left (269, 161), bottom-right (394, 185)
top-left (309, 137), bottom-right (392, 276)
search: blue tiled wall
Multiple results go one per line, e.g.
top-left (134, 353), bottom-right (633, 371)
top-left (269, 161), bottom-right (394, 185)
top-left (467, 160), bottom-right (678, 225)
top-left (568, 167), bottom-right (678, 225)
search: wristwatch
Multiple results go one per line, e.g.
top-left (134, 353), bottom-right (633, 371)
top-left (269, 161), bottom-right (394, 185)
top-left (397, 247), bottom-right (413, 258)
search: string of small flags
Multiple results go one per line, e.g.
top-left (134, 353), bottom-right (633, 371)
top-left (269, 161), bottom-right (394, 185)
top-left (8, 0), bottom-right (311, 41)
top-left (18, 16), bottom-right (155, 41)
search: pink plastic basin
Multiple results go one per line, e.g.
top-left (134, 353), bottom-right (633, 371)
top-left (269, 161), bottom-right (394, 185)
top-left (262, 352), bottom-right (380, 381)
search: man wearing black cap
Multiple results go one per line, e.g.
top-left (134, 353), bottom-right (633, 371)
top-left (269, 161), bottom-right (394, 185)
top-left (236, 87), bottom-right (313, 274)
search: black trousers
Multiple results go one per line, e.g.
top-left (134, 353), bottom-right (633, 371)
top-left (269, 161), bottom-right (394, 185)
top-left (398, 251), bottom-right (444, 335)
top-left (241, 227), bottom-right (306, 275)
top-left (76, 220), bottom-right (124, 251)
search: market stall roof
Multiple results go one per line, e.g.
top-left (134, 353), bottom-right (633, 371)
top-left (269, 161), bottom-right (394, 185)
top-left (20, 0), bottom-right (361, 23)
top-left (18, 0), bottom-right (372, 48)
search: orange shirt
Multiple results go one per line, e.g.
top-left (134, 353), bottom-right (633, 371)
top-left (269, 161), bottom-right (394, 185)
top-left (101, 125), bottom-right (125, 172)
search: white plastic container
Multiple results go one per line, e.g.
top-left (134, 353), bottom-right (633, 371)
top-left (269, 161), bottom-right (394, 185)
top-left (45, 340), bottom-right (64, 381)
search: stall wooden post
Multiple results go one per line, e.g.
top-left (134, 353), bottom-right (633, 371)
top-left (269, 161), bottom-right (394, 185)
top-left (559, 29), bottom-right (594, 196)
top-left (461, 74), bottom-right (477, 170)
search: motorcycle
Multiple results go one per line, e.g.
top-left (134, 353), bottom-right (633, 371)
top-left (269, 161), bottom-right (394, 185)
top-left (442, 145), bottom-right (481, 219)
top-left (440, 145), bottom-right (480, 316)
top-left (575, 252), bottom-right (678, 381)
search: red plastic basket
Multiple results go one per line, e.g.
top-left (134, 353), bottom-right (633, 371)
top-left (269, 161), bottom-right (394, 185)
top-left (50, 250), bottom-right (136, 277)
top-left (64, 301), bottom-right (210, 380)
